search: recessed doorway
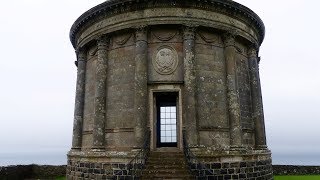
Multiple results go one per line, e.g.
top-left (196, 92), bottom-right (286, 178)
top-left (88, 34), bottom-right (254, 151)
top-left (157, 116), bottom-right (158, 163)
top-left (155, 92), bottom-right (178, 147)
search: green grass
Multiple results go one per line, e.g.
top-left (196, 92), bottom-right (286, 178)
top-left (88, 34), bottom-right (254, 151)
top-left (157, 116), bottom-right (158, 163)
top-left (55, 177), bottom-right (66, 180)
top-left (274, 175), bottom-right (320, 180)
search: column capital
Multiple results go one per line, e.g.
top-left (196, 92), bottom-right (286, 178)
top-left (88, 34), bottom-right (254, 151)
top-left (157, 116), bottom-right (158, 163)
top-left (248, 43), bottom-right (259, 58)
top-left (75, 48), bottom-right (87, 67)
top-left (76, 48), bottom-right (87, 61)
top-left (97, 35), bottom-right (109, 49)
top-left (135, 25), bottom-right (148, 42)
top-left (183, 25), bottom-right (197, 40)
top-left (222, 30), bottom-right (237, 47)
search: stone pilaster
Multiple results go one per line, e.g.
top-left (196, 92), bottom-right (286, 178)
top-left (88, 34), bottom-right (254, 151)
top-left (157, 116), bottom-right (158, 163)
top-left (248, 45), bottom-right (267, 150)
top-left (92, 36), bottom-right (109, 150)
top-left (134, 26), bottom-right (148, 147)
top-left (71, 49), bottom-right (87, 150)
top-left (223, 32), bottom-right (243, 150)
top-left (183, 25), bottom-right (198, 146)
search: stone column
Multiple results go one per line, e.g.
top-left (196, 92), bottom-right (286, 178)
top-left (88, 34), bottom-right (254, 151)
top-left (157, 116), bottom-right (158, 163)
top-left (134, 26), bottom-right (148, 147)
top-left (223, 32), bottom-right (243, 150)
top-left (248, 45), bottom-right (267, 150)
top-left (183, 26), bottom-right (198, 146)
top-left (92, 36), bottom-right (109, 150)
top-left (71, 49), bottom-right (87, 150)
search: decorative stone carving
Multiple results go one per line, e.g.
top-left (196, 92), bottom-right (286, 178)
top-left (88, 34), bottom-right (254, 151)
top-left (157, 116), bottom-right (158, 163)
top-left (183, 25), bottom-right (197, 40)
top-left (152, 29), bottom-right (177, 41)
top-left (135, 25), bottom-right (148, 42)
top-left (222, 31), bottom-right (236, 47)
top-left (248, 43), bottom-right (259, 58)
top-left (197, 31), bottom-right (219, 43)
top-left (114, 33), bottom-right (132, 45)
top-left (88, 46), bottom-right (98, 57)
top-left (152, 46), bottom-right (178, 75)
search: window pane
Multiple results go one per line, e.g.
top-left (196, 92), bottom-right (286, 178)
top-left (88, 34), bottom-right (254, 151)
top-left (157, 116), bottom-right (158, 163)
top-left (161, 130), bottom-right (165, 137)
top-left (161, 137), bottom-right (166, 142)
top-left (165, 107), bottom-right (171, 112)
top-left (166, 137), bottom-right (171, 142)
top-left (165, 112), bottom-right (170, 118)
top-left (170, 119), bottom-right (176, 124)
top-left (170, 113), bottom-right (176, 118)
top-left (170, 107), bottom-right (176, 113)
top-left (171, 130), bottom-right (176, 137)
top-left (161, 125), bottom-right (166, 131)
top-left (172, 136), bottom-right (177, 142)
top-left (160, 107), bottom-right (165, 112)
top-left (165, 131), bottom-right (171, 136)
top-left (166, 125), bottom-right (171, 131)
top-left (161, 112), bottom-right (165, 118)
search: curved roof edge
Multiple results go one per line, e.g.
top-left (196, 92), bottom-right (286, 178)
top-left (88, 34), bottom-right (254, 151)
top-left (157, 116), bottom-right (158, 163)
top-left (70, 0), bottom-right (265, 48)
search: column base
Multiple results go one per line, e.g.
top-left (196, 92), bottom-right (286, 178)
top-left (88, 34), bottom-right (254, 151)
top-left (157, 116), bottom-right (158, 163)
top-left (229, 145), bottom-right (245, 151)
top-left (255, 145), bottom-right (268, 150)
top-left (91, 147), bottom-right (105, 152)
top-left (71, 147), bottom-right (81, 151)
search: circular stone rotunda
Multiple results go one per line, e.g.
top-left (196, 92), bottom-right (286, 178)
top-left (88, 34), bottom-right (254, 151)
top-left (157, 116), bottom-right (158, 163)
top-left (67, 0), bottom-right (273, 179)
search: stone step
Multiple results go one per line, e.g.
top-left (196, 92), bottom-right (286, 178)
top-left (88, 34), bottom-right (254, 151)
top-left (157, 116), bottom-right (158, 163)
top-left (141, 150), bottom-right (194, 179)
top-left (141, 176), bottom-right (194, 180)
top-left (143, 168), bottom-right (189, 174)
top-left (148, 153), bottom-right (184, 158)
top-left (146, 159), bottom-right (187, 165)
top-left (145, 164), bottom-right (188, 169)
top-left (141, 173), bottom-right (194, 180)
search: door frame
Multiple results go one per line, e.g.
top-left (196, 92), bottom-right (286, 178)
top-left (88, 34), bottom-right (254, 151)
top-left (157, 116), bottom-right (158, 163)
top-left (149, 85), bottom-right (183, 151)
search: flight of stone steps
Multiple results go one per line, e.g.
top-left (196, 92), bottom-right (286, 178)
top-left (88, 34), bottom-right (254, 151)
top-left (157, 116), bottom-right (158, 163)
top-left (141, 148), bottom-right (194, 180)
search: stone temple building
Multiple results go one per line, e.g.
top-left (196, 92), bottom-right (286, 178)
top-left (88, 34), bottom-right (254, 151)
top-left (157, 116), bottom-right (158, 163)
top-left (67, 0), bottom-right (273, 179)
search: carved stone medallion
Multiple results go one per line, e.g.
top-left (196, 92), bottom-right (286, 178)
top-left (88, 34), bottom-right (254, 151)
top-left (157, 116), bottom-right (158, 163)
top-left (152, 46), bottom-right (178, 75)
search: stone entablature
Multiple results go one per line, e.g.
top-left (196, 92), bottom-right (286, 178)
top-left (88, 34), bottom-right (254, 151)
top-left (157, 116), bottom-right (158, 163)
top-left (70, 0), bottom-right (265, 49)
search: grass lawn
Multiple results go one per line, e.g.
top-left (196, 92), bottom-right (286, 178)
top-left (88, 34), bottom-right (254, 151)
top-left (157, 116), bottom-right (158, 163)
top-left (275, 175), bottom-right (320, 180)
top-left (55, 177), bottom-right (66, 180)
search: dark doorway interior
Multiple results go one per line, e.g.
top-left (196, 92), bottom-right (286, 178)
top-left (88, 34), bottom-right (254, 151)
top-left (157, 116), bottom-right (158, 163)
top-left (156, 92), bottom-right (178, 147)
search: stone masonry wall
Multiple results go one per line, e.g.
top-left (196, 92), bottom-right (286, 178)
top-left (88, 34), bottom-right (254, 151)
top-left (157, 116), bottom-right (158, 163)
top-left (106, 32), bottom-right (136, 148)
top-left (190, 159), bottom-right (273, 180)
top-left (67, 160), bottom-right (142, 180)
top-left (235, 42), bottom-right (255, 148)
top-left (273, 165), bottom-right (320, 175)
top-left (82, 45), bottom-right (97, 150)
top-left (195, 29), bottom-right (230, 148)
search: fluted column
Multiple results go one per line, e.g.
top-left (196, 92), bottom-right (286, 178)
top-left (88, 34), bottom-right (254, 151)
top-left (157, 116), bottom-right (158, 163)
top-left (223, 32), bottom-right (243, 150)
top-left (71, 49), bottom-right (87, 150)
top-left (134, 26), bottom-right (148, 147)
top-left (183, 26), bottom-right (198, 146)
top-left (248, 45), bottom-right (267, 150)
top-left (92, 36), bottom-right (109, 150)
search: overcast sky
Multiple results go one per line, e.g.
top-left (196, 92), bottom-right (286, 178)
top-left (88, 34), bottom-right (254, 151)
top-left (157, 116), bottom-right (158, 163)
top-left (0, 0), bottom-right (319, 166)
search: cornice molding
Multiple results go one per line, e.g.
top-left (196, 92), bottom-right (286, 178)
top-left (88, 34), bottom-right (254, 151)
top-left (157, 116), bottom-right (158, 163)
top-left (70, 0), bottom-right (265, 48)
